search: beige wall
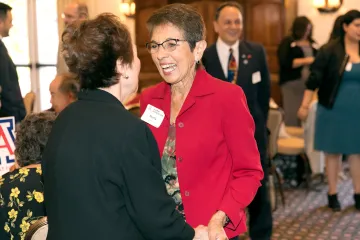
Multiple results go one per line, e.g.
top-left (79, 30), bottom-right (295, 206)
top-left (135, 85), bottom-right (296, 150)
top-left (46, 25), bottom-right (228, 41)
top-left (298, 0), bottom-right (360, 46)
top-left (86, 0), bottom-right (135, 42)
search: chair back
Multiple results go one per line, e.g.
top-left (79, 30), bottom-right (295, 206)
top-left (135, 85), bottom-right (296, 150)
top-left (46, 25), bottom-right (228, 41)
top-left (23, 91), bottom-right (36, 115)
top-left (267, 108), bottom-right (283, 159)
top-left (25, 217), bottom-right (48, 240)
top-left (126, 103), bottom-right (140, 117)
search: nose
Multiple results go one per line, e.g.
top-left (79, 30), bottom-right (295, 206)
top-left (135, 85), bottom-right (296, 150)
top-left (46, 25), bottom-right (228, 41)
top-left (156, 46), bottom-right (168, 61)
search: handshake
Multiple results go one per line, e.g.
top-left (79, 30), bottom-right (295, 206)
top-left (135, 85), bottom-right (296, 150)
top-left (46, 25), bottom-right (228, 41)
top-left (193, 211), bottom-right (229, 240)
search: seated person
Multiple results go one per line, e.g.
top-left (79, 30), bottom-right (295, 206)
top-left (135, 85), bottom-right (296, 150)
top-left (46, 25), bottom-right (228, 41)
top-left (0, 111), bottom-right (56, 240)
top-left (49, 73), bottom-right (80, 113)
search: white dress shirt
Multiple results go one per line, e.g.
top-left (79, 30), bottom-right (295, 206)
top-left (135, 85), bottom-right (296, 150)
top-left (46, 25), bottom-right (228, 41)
top-left (216, 38), bottom-right (239, 78)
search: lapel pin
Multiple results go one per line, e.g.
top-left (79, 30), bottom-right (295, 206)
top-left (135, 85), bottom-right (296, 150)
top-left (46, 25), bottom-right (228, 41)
top-left (242, 54), bottom-right (246, 59)
top-left (243, 59), bottom-right (248, 65)
top-left (247, 54), bottom-right (252, 59)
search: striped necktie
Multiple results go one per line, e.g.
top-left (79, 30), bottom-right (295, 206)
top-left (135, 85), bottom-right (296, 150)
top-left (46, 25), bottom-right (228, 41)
top-left (227, 48), bottom-right (237, 83)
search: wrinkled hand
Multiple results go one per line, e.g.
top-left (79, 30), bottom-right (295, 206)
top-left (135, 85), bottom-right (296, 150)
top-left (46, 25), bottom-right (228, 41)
top-left (297, 106), bottom-right (309, 121)
top-left (208, 212), bottom-right (228, 240)
top-left (193, 225), bottom-right (209, 240)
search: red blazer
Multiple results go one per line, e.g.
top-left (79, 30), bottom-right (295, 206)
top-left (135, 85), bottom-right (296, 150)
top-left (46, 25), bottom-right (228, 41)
top-left (140, 69), bottom-right (263, 238)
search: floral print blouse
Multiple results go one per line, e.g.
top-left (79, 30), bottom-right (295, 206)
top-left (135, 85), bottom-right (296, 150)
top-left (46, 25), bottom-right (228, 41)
top-left (0, 166), bottom-right (45, 240)
top-left (161, 124), bottom-right (185, 219)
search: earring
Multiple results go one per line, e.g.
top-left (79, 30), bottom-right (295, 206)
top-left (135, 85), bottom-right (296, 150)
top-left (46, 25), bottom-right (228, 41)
top-left (123, 74), bottom-right (129, 79)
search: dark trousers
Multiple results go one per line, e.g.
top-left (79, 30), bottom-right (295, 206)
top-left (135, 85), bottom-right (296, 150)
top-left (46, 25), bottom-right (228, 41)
top-left (247, 153), bottom-right (273, 240)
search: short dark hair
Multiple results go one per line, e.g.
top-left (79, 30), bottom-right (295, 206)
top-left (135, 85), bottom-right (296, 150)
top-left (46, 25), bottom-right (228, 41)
top-left (58, 73), bottom-right (80, 98)
top-left (340, 10), bottom-right (360, 38)
top-left (62, 13), bottom-right (133, 89)
top-left (215, 1), bottom-right (243, 21)
top-left (146, 3), bottom-right (206, 51)
top-left (0, 2), bottom-right (11, 21)
top-left (15, 112), bottom-right (56, 167)
top-left (291, 16), bottom-right (313, 41)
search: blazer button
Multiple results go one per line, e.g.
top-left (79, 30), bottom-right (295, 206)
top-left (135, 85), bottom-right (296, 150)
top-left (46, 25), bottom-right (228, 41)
top-left (184, 191), bottom-right (190, 197)
top-left (178, 156), bottom-right (183, 162)
top-left (178, 122), bottom-right (184, 128)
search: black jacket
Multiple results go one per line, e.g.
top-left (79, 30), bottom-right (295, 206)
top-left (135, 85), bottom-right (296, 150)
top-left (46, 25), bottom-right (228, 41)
top-left (277, 36), bottom-right (318, 85)
top-left (0, 40), bottom-right (26, 123)
top-left (42, 89), bottom-right (194, 240)
top-left (305, 38), bottom-right (358, 109)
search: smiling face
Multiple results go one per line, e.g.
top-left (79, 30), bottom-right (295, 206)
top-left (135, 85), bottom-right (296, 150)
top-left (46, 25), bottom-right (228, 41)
top-left (149, 23), bottom-right (202, 85)
top-left (214, 6), bottom-right (243, 46)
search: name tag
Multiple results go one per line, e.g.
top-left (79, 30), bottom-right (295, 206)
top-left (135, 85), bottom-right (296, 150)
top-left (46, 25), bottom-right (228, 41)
top-left (345, 62), bottom-right (352, 72)
top-left (252, 71), bottom-right (261, 84)
top-left (141, 104), bottom-right (165, 128)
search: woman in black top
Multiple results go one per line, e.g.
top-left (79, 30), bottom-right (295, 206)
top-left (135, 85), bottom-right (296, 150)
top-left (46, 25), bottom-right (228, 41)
top-left (298, 10), bottom-right (360, 212)
top-left (41, 13), bottom-right (206, 240)
top-left (0, 111), bottom-right (56, 240)
top-left (277, 16), bottom-right (317, 126)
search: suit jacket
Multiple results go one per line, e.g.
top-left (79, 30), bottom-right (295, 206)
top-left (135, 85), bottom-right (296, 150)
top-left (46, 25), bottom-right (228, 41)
top-left (202, 40), bottom-right (270, 159)
top-left (0, 40), bottom-right (26, 123)
top-left (42, 89), bottom-right (194, 240)
top-left (140, 70), bottom-right (263, 238)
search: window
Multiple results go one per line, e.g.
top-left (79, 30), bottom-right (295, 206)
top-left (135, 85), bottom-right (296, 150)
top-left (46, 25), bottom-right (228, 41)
top-left (2, 0), bottom-right (58, 111)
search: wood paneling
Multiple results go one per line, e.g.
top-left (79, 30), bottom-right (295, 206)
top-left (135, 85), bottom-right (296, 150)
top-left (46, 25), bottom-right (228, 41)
top-left (134, 0), bottom-right (298, 105)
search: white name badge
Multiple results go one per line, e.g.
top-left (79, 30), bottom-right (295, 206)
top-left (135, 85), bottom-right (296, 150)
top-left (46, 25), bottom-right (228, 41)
top-left (141, 104), bottom-right (165, 128)
top-left (252, 71), bottom-right (261, 84)
top-left (345, 62), bottom-right (352, 72)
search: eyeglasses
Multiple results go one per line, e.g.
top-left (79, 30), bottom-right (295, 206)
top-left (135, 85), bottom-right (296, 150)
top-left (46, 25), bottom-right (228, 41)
top-left (146, 38), bottom-right (187, 54)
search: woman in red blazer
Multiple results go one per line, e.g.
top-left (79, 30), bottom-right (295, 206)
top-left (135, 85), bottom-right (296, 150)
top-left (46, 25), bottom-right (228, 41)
top-left (140, 4), bottom-right (263, 240)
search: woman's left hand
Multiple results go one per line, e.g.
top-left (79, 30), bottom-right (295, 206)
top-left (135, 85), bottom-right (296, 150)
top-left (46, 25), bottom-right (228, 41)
top-left (208, 211), bottom-right (229, 240)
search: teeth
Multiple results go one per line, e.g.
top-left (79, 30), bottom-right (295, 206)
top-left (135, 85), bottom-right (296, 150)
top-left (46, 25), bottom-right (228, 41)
top-left (161, 64), bottom-right (176, 69)
top-left (163, 66), bottom-right (176, 73)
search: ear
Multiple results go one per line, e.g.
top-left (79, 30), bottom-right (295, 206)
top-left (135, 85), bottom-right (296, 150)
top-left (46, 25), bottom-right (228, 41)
top-left (213, 20), bottom-right (219, 34)
top-left (116, 59), bottom-right (127, 77)
top-left (194, 40), bottom-right (207, 62)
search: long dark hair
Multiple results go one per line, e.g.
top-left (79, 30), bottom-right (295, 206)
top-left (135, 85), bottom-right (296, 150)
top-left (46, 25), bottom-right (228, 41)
top-left (339, 10), bottom-right (360, 38)
top-left (328, 15), bottom-right (344, 42)
top-left (291, 16), bottom-right (314, 42)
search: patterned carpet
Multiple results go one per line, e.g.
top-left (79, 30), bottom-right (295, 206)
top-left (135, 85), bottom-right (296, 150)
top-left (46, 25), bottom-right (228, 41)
top-left (241, 177), bottom-right (360, 239)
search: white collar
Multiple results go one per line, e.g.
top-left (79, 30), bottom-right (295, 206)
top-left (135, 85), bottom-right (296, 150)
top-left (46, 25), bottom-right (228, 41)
top-left (217, 37), bottom-right (239, 51)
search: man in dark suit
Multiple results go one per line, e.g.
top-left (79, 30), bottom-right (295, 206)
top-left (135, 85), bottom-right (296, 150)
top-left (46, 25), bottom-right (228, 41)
top-left (0, 3), bottom-right (26, 123)
top-left (202, 2), bottom-right (272, 239)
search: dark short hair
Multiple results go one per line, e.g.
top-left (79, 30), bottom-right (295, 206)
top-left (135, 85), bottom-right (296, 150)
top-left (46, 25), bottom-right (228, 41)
top-left (0, 2), bottom-right (11, 21)
top-left (215, 1), bottom-right (243, 21)
top-left (340, 10), bottom-right (360, 38)
top-left (291, 16), bottom-right (313, 41)
top-left (328, 15), bottom-right (344, 42)
top-left (146, 3), bottom-right (206, 51)
top-left (15, 112), bottom-right (56, 167)
top-left (58, 73), bottom-right (80, 98)
top-left (62, 13), bottom-right (133, 89)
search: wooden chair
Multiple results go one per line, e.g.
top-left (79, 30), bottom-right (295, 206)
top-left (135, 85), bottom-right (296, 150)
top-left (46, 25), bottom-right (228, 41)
top-left (24, 217), bottom-right (48, 240)
top-left (23, 91), bottom-right (36, 115)
top-left (267, 109), bottom-right (286, 210)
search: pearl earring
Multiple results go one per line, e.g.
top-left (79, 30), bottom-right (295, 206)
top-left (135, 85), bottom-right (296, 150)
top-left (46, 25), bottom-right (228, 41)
top-left (123, 74), bottom-right (129, 79)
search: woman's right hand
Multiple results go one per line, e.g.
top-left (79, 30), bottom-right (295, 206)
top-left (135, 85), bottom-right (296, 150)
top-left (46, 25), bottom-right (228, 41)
top-left (297, 106), bottom-right (309, 121)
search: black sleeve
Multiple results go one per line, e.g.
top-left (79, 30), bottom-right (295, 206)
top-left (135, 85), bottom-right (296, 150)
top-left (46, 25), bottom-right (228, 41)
top-left (305, 46), bottom-right (329, 91)
top-left (277, 37), bottom-right (294, 70)
top-left (257, 45), bottom-right (271, 121)
top-left (120, 122), bottom-right (194, 240)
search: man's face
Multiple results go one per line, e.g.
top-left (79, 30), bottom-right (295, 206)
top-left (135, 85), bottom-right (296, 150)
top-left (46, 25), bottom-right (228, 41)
top-left (214, 6), bottom-right (243, 46)
top-left (0, 10), bottom-right (13, 37)
top-left (49, 77), bottom-right (73, 113)
top-left (62, 3), bottom-right (80, 26)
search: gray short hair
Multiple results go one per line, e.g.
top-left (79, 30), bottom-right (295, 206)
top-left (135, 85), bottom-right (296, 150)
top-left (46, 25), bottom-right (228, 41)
top-left (58, 73), bottom-right (80, 98)
top-left (15, 112), bottom-right (56, 167)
